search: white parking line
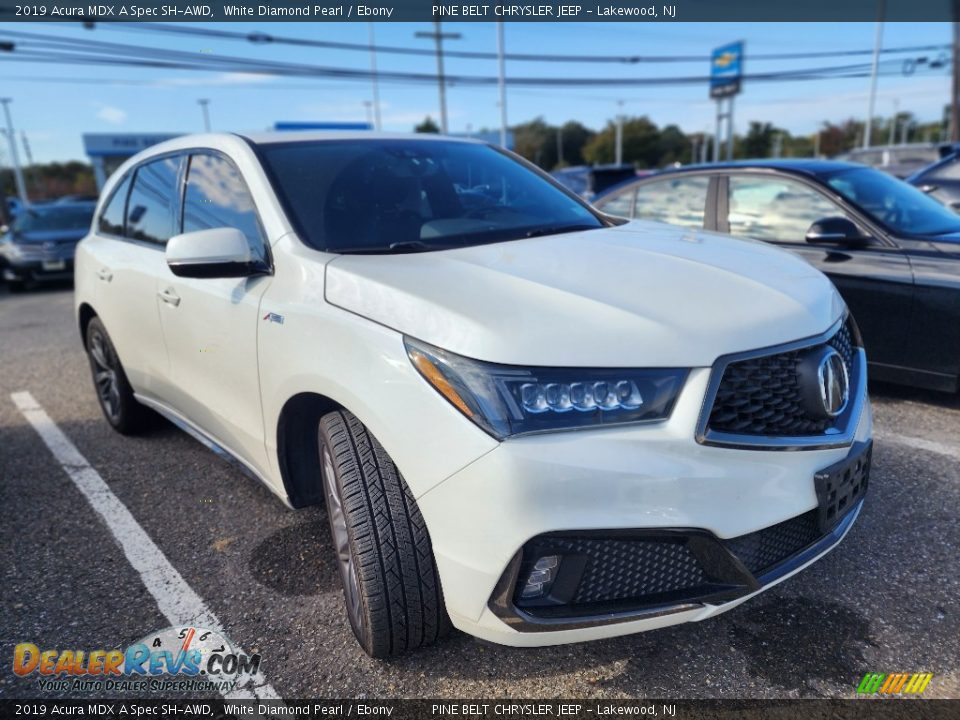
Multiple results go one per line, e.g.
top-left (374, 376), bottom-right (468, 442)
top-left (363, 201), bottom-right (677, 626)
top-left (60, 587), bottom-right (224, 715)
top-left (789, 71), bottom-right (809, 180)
top-left (876, 432), bottom-right (960, 463)
top-left (11, 390), bottom-right (281, 702)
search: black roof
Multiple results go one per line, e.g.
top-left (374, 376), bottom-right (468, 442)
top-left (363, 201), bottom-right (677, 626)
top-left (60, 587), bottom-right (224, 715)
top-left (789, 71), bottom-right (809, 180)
top-left (659, 158), bottom-right (865, 177)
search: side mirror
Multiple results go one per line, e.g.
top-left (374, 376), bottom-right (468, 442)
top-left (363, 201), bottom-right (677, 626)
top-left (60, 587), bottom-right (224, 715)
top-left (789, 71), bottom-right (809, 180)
top-left (805, 217), bottom-right (870, 247)
top-left (166, 227), bottom-right (263, 279)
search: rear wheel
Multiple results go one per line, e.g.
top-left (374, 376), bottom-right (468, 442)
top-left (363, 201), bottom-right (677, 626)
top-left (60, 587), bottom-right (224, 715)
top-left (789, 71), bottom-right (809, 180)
top-left (85, 316), bottom-right (152, 435)
top-left (318, 409), bottom-right (450, 657)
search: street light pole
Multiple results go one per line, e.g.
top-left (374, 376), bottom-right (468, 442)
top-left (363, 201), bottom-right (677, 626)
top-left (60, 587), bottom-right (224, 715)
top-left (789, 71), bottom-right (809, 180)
top-left (863, 0), bottom-right (885, 148)
top-left (0, 98), bottom-right (29, 206)
top-left (197, 99), bottom-right (211, 132)
top-left (368, 23), bottom-right (382, 131)
top-left (415, 22), bottom-right (461, 134)
top-left (888, 98), bottom-right (898, 146)
top-left (615, 100), bottom-right (624, 166)
top-left (496, 22), bottom-right (508, 148)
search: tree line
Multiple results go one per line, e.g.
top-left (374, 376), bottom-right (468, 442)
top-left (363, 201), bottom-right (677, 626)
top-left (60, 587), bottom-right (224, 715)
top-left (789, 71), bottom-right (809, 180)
top-left (416, 111), bottom-right (950, 171)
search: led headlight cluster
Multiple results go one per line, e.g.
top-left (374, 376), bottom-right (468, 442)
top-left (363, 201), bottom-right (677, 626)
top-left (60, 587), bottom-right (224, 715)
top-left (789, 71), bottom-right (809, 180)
top-left (405, 337), bottom-right (688, 439)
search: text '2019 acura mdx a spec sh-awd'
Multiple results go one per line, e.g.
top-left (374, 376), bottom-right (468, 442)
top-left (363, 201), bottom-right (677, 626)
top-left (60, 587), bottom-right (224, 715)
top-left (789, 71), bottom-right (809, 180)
top-left (75, 133), bottom-right (872, 657)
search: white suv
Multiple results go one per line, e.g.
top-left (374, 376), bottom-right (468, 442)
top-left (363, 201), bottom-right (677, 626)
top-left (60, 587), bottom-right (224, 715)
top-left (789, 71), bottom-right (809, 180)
top-left (75, 133), bottom-right (872, 657)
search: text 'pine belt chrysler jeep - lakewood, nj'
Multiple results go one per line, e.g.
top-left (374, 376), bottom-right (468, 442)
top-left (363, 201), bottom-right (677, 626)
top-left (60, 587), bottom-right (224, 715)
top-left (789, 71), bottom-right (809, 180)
top-left (75, 133), bottom-right (872, 657)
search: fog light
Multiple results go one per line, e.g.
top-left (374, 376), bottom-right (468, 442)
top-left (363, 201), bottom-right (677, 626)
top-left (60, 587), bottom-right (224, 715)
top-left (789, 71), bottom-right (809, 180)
top-left (520, 555), bottom-right (560, 599)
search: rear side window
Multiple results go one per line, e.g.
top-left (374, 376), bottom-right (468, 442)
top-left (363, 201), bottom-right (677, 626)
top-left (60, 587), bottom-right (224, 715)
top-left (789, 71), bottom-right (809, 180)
top-left (182, 153), bottom-right (265, 255)
top-left (598, 187), bottom-right (636, 218)
top-left (98, 175), bottom-right (131, 236)
top-left (727, 175), bottom-right (840, 243)
top-left (634, 176), bottom-right (709, 229)
top-left (126, 156), bottom-right (180, 245)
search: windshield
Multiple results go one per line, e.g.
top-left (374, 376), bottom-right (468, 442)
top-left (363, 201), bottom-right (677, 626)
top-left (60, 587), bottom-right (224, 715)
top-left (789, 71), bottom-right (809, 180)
top-left (12, 205), bottom-right (94, 234)
top-left (825, 167), bottom-right (960, 236)
top-left (258, 139), bottom-right (604, 253)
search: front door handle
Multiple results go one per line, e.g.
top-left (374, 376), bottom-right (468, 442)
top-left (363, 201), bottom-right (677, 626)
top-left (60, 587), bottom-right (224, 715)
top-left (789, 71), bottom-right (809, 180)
top-left (96, 268), bottom-right (113, 282)
top-left (158, 287), bottom-right (181, 307)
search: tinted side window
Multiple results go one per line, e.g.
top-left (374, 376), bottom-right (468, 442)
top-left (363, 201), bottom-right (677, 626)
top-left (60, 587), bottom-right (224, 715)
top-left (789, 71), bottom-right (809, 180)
top-left (126, 156), bottom-right (179, 245)
top-left (728, 176), bottom-right (841, 244)
top-left (634, 176), bottom-right (709, 229)
top-left (598, 187), bottom-right (636, 218)
top-left (98, 175), bottom-right (131, 236)
top-left (182, 153), bottom-right (265, 256)
top-left (930, 157), bottom-right (960, 181)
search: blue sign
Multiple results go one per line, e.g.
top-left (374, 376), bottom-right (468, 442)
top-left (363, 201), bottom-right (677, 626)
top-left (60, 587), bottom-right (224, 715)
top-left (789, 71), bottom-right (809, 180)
top-left (710, 41), bottom-right (744, 99)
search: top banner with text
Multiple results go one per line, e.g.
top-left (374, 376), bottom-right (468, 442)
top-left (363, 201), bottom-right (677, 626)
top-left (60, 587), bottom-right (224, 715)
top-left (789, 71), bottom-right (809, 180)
top-left (0, 0), bottom-right (956, 23)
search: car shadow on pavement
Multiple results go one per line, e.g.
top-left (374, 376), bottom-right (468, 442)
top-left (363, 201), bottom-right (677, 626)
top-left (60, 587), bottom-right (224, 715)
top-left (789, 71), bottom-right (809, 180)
top-left (249, 513), bottom-right (341, 596)
top-left (868, 379), bottom-right (960, 410)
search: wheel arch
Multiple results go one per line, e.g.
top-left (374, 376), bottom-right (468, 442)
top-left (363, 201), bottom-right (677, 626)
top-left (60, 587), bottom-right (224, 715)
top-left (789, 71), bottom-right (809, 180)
top-left (276, 391), bottom-right (345, 509)
top-left (78, 302), bottom-right (97, 343)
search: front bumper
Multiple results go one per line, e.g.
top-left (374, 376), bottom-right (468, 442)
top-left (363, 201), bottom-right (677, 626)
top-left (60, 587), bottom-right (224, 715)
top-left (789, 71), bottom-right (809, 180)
top-left (417, 367), bottom-right (873, 647)
top-left (1, 255), bottom-right (75, 282)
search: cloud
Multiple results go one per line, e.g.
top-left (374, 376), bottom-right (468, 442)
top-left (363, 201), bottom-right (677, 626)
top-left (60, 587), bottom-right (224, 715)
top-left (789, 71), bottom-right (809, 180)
top-left (154, 72), bottom-right (275, 87)
top-left (96, 105), bottom-right (127, 125)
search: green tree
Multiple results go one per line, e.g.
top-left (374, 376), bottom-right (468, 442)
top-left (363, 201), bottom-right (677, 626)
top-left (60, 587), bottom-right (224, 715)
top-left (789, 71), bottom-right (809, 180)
top-left (582, 116), bottom-right (662, 168)
top-left (414, 116), bottom-right (440, 134)
top-left (742, 121), bottom-right (777, 158)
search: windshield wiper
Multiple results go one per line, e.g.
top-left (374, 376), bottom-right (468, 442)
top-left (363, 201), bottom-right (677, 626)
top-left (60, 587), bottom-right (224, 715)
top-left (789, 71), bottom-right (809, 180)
top-left (522, 224), bottom-right (599, 239)
top-left (332, 240), bottom-right (442, 255)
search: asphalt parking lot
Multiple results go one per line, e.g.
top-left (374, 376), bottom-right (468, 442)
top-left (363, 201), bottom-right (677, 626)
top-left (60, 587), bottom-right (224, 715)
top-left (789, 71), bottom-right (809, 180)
top-left (1, 284), bottom-right (958, 701)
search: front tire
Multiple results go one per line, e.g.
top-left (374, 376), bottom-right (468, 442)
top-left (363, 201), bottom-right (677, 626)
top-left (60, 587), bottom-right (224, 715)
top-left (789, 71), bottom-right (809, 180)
top-left (85, 316), bottom-right (151, 435)
top-left (318, 410), bottom-right (450, 657)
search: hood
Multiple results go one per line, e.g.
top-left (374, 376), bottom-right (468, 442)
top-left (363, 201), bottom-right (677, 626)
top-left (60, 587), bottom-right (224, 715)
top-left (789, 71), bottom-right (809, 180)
top-left (325, 220), bottom-right (845, 367)
top-left (11, 228), bottom-right (87, 245)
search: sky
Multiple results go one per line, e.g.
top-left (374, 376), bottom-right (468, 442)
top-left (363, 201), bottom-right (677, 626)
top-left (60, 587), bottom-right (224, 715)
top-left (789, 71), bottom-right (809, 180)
top-left (0, 20), bottom-right (953, 164)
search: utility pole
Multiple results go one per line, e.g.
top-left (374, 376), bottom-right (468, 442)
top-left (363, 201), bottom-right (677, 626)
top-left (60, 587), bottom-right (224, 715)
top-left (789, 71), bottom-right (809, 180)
top-left (888, 98), bottom-right (898, 146)
top-left (615, 100), bottom-right (624, 166)
top-left (496, 22), bottom-right (508, 148)
top-left (363, 100), bottom-right (374, 128)
top-left (415, 22), bottom-right (461, 134)
top-left (368, 23), bottom-right (382, 131)
top-left (197, 99), bottom-right (211, 132)
top-left (864, 0), bottom-right (885, 148)
top-left (813, 130), bottom-right (820, 158)
top-left (557, 125), bottom-right (563, 166)
top-left (900, 116), bottom-right (909, 145)
top-left (21, 131), bottom-right (37, 196)
top-left (0, 99), bottom-right (28, 206)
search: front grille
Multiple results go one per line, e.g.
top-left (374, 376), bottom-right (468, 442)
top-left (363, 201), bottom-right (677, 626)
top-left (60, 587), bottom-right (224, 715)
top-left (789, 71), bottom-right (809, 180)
top-left (706, 322), bottom-right (855, 437)
top-left (724, 511), bottom-right (821, 575)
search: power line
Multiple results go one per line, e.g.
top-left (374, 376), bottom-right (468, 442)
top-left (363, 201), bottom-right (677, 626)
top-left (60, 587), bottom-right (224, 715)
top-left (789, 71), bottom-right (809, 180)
top-left (91, 21), bottom-right (951, 65)
top-left (0, 30), bottom-right (948, 88)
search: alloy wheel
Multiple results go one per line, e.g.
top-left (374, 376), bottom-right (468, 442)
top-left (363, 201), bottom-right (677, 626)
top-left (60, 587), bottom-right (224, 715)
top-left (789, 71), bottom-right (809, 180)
top-left (322, 445), bottom-right (364, 633)
top-left (89, 330), bottom-right (121, 424)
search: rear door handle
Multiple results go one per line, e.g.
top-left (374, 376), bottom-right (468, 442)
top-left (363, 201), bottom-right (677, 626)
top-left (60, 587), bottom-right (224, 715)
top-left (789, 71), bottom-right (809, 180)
top-left (96, 268), bottom-right (113, 282)
top-left (158, 287), bottom-right (181, 307)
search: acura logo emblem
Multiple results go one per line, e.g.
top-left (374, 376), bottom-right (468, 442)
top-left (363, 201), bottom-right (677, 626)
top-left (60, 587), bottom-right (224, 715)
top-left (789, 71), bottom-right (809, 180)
top-left (817, 349), bottom-right (849, 418)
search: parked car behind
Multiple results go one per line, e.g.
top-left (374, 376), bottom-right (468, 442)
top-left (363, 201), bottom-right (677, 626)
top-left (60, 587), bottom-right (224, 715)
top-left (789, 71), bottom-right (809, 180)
top-left (76, 134), bottom-right (870, 656)
top-left (551, 164), bottom-right (642, 200)
top-left (907, 151), bottom-right (960, 212)
top-left (834, 144), bottom-right (940, 178)
top-left (594, 160), bottom-right (960, 392)
top-left (0, 201), bottom-right (95, 291)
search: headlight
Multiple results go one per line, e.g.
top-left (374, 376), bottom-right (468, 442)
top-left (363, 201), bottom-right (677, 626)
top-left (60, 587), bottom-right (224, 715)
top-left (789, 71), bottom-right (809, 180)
top-left (405, 337), bottom-right (688, 439)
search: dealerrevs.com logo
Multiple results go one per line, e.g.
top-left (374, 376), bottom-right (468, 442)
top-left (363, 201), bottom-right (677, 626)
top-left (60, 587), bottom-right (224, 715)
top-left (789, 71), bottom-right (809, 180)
top-left (13, 626), bottom-right (262, 693)
top-left (857, 672), bottom-right (934, 696)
